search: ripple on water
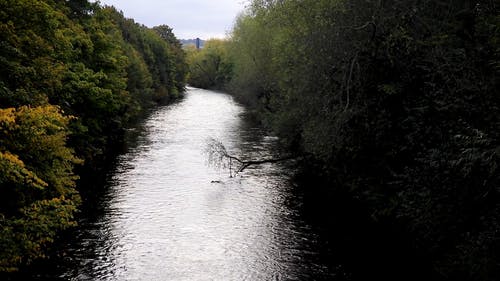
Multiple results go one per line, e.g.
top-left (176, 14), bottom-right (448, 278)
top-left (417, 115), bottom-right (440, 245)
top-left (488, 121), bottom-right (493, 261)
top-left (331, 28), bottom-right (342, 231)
top-left (50, 88), bottom-right (336, 281)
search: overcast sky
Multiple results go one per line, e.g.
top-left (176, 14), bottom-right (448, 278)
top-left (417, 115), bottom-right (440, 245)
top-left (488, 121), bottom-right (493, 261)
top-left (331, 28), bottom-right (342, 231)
top-left (96, 0), bottom-right (248, 39)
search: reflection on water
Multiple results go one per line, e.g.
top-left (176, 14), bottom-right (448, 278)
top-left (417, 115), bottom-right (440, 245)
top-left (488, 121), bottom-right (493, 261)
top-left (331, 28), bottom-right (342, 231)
top-left (53, 88), bottom-right (337, 280)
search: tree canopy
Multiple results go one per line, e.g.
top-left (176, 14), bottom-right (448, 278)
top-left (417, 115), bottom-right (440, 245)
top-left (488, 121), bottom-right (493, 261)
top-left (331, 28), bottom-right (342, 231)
top-left (185, 39), bottom-right (233, 90)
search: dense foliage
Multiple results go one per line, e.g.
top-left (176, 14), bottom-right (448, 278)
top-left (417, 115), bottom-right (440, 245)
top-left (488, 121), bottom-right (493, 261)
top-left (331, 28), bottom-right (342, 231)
top-left (0, 0), bottom-right (186, 272)
top-left (185, 39), bottom-right (233, 90)
top-left (198, 0), bottom-right (500, 279)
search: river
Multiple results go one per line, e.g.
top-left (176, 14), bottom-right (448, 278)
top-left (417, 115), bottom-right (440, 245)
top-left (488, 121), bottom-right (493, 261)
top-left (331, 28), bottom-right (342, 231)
top-left (32, 87), bottom-right (338, 280)
top-left (13, 87), bottom-right (435, 281)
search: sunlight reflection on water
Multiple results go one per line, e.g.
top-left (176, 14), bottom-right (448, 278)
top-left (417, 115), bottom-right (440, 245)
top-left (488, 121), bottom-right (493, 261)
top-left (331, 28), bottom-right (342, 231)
top-left (60, 88), bottom-right (333, 280)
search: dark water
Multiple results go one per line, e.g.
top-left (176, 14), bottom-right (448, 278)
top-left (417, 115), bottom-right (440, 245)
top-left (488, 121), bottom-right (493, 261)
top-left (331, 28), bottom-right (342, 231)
top-left (32, 88), bottom-right (340, 280)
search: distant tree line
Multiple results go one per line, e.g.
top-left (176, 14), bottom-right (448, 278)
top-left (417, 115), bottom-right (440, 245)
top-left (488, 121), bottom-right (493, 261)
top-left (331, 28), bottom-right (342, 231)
top-left (0, 0), bottom-right (186, 272)
top-left (185, 39), bottom-right (232, 90)
top-left (187, 0), bottom-right (500, 279)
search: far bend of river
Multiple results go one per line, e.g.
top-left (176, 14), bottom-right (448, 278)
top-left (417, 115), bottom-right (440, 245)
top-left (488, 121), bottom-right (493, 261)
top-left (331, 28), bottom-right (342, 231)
top-left (16, 87), bottom-right (435, 281)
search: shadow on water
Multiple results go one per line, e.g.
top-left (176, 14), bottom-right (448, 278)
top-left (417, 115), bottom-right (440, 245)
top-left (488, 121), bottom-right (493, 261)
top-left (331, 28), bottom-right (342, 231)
top-left (289, 176), bottom-right (441, 281)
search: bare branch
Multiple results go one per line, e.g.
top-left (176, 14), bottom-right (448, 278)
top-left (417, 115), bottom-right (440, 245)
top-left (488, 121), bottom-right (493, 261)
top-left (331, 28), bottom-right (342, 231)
top-left (204, 137), bottom-right (295, 177)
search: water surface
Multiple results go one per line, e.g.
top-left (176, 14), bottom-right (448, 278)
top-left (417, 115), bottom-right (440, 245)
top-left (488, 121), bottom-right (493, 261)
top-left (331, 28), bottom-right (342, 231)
top-left (58, 87), bottom-right (334, 280)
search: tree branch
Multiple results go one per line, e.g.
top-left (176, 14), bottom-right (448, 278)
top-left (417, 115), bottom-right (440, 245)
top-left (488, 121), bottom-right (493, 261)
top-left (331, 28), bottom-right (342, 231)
top-left (204, 137), bottom-right (296, 176)
top-left (344, 53), bottom-right (358, 111)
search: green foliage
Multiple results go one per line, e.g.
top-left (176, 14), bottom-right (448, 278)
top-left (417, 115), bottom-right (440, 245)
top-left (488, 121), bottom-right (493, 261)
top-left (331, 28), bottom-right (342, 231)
top-left (0, 197), bottom-right (78, 272)
top-left (153, 25), bottom-right (188, 94)
top-left (226, 0), bottom-right (500, 279)
top-left (0, 0), bottom-right (77, 106)
top-left (107, 8), bottom-right (186, 102)
top-left (186, 39), bottom-right (233, 90)
top-left (226, 8), bottom-right (281, 107)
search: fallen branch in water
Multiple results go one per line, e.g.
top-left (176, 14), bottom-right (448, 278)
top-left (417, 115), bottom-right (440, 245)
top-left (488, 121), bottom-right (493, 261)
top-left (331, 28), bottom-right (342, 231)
top-left (204, 137), bottom-right (295, 176)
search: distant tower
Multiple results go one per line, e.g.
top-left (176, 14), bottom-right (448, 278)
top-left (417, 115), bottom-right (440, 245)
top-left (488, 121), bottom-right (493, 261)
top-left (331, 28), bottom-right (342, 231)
top-left (196, 37), bottom-right (201, 50)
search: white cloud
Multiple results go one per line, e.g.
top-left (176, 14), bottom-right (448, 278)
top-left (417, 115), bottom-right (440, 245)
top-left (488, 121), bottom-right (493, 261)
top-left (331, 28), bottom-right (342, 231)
top-left (96, 0), bottom-right (248, 39)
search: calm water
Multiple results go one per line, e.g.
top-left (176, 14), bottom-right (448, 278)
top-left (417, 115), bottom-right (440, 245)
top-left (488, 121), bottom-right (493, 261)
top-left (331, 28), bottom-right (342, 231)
top-left (51, 88), bottom-right (336, 280)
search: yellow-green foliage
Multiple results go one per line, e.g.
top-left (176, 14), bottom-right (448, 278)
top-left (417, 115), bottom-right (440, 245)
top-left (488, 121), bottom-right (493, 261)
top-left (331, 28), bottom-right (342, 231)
top-left (0, 105), bottom-right (81, 272)
top-left (0, 151), bottom-right (47, 192)
top-left (185, 39), bottom-right (233, 89)
top-left (0, 197), bottom-right (78, 272)
top-left (0, 106), bottom-right (82, 195)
